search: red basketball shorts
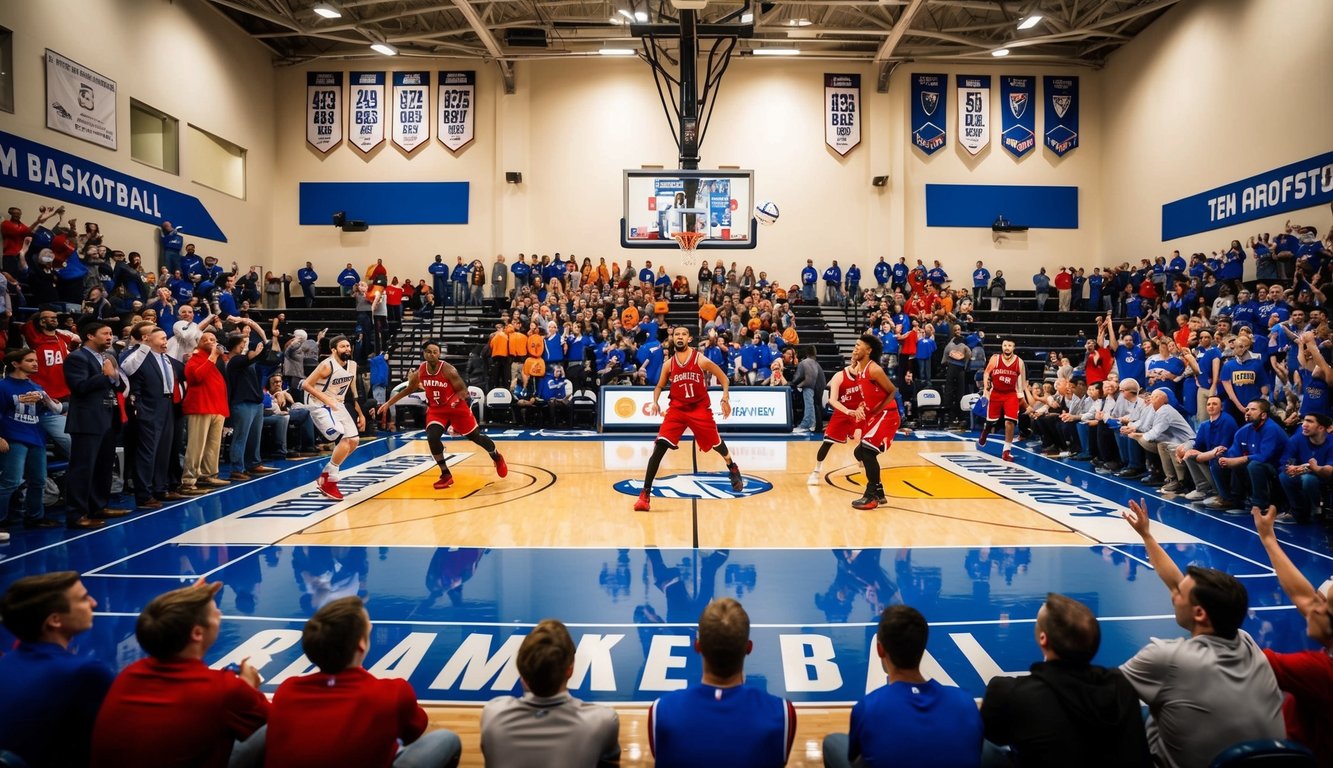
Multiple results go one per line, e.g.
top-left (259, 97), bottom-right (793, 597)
top-left (823, 411), bottom-right (861, 444)
top-left (658, 404), bottom-right (721, 453)
top-left (986, 392), bottom-right (1020, 422)
top-left (860, 407), bottom-right (901, 453)
top-left (426, 404), bottom-right (478, 435)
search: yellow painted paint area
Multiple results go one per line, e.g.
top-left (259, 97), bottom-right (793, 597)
top-left (843, 466), bottom-right (999, 499)
top-left (376, 470), bottom-right (491, 500)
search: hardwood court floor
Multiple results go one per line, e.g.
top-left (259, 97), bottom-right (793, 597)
top-left (427, 705), bottom-right (849, 767)
top-left (282, 438), bottom-right (1092, 550)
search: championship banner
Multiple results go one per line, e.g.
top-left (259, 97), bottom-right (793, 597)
top-left (348, 72), bottom-right (385, 153)
top-left (910, 73), bottom-right (946, 155)
top-left (999, 76), bottom-right (1036, 158)
top-left (44, 50), bottom-right (117, 150)
top-left (305, 72), bottom-right (342, 153)
top-left (391, 72), bottom-right (430, 152)
top-left (956, 75), bottom-right (990, 156)
top-left (1043, 75), bottom-right (1079, 157)
top-left (437, 71), bottom-right (475, 153)
top-left (824, 74), bottom-right (860, 156)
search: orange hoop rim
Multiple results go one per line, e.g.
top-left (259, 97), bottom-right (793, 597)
top-left (670, 231), bottom-right (707, 252)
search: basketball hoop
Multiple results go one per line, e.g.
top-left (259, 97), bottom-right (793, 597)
top-left (670, 230), bottom-right (707, 267)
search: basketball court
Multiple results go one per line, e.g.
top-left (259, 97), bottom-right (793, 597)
top-left (1, 429), bottom-right (1327, 766)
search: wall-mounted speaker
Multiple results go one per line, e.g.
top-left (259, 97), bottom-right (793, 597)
top-left (872, 175), bottom-right (889, 187)
top-left (505, 171), bottom-right (523, 184)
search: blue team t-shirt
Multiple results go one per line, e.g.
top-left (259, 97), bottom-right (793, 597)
top-left (0, 376), bottom-right (49, 447)
top-left (848, 679), bottom-right (983, 768)
top-left (1115, 344), bottom-right (1145, 386)
top-left (650, 683), bottom-right (794, 768)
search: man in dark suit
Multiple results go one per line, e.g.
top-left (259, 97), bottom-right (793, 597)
top-left (122, 325), bottom-right (186, 509)
top-left (64, 321), bottom-right (128, 529)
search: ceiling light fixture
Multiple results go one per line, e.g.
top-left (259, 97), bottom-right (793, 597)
top-left (599, 48), bottom-right (637, 55)
top-left (754, 47), bottom-right (799, 55)
top-left (1017, 14), bottom-right (1042, 30)
top-left (312, 2), bottom-right (341, 19)
top-left (741, 11), bottom-right (754, 22)
top-left (618, 9), bottom-right (635, 20)
top-left (609, 16), bottom-right (623, 24)
top-left (371, 42), bottom-right (398, 56)
top-left (991, 48), bottom-right (1010, 56)
top-left (786, 17), bottom-right (812, 26)
top-left (634, 10), bottom-right (648, 22)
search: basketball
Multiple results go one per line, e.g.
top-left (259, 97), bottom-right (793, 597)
top-left (755, 200), bottom-right (780, 225)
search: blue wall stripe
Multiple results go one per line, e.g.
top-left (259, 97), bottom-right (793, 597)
top-left (925, 184), bottom-right (1078, 228)
top-left (298, 181), bottom-right (469, 225)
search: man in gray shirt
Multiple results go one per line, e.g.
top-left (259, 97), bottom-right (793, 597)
top-left (1130, 388), bottom-right (1197, 492)
top-left (491, 254), bottom-right (508, 301)
top-left (790, 345), bottom-right (827, 434)
top-left (1119, 498), bottom-right (1284, 768)
top-left (481, 619), bottom-right (620, 767)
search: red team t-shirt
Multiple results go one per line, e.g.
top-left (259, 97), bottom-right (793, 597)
top-left (657, 350), bottom-right (721, 452)
top-left (824, 366), bottom-right (867, 444)
top-left (419, 362), bottom-right (477, 434)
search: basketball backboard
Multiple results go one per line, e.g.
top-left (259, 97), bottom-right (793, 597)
top-left (621, 168), bottom-right (757, 249)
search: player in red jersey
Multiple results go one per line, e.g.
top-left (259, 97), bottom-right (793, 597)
top-left (808, 346), bottom-right (869, 486)
top-left (635, 326), bottom-right (743, 512)
top-left (978, 337), bottom-right (1029, 461)
top-left (379, 340), bottom-right (507, 489)
top-left (847, 334), bottom-right (899, 510)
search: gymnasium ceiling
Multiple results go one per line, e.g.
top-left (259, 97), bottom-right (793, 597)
top-left (204, 0), bottom-right (1180, 89)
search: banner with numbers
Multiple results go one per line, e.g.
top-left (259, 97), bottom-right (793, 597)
top-left (348, 72), bottom-right (385, 153)
top-left (910, 73), bottom-right (946, 155)
top-left (437, 71), bottom-right (476, 153)
top-left (1043, 75), bottom-right (1079, 157)
top-left (392, 72), bottom-right (430, 153)
top-left (956, 74), bottom-right (990, 156)
top-left (999, 75), bottom-right (1036, 158)
top-left (305, 72), bottom-right (342, 153)
top-left (823, 74), bottom-right (860, 156)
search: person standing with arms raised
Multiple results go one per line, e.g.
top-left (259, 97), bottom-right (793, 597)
top-left (634, 326), bottom-right (743, 512)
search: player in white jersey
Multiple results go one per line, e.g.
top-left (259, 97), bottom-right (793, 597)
top-left (302, 336), bottom-right (367, 500)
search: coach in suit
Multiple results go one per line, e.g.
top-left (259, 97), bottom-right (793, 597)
top-left (64, 321), bottom-right (129, 529)
top-left (123, 325), bottom-right (185, 509)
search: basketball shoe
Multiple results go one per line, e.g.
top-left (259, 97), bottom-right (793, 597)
top-left (493, 452), bottom-right (508, 478)
top-left (316, 472), bottom-right (343, 501)
top-left (977, 421), bottom-right (991, 446)
top-left (634, 490), bottom-right (651, 512)
top-left (875, 484), bottom-right (888, 505)
top-left (1001, 449), bottom-right (1014, 462)
top-left (434, 473), bottom-right (454, 490)
top-left (728, 462), bottom-right (744, 492)
top-left (851, 489), bottom-right (879, 510)
top-left (807, 470), bottom-right (820, 486)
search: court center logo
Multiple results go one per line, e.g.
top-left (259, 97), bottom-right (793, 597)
top-left (614, 473), bottom-right (772, 500)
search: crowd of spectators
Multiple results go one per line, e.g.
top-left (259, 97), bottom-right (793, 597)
top-left (2, 500), bottom-right (1329, 767)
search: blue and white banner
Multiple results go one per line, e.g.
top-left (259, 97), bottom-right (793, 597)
top-left (438, 71), bottom-right (475, 153)
top-left (0, 129), bottom-right (226, 241)
top-left (1043, 75), bottom-right (1078, 157)
top-left (956, 75), bottom-right (990, 156)
top-left (392, 72), bottom-right (430, 153)
top-left (348, 72), bottom-right (385, 154)
top-left (306, 72), bottom-right (342, 153)
top-left (1161, 152), bottom-right (1333, 241)
top-left (999, 75), bottom-right (1035, 158)
top-left (910, 73), bottom-right (947, 155)
top-left (45, 49), bottom-right (117, 151)
top-left (824, 74), bottom-right (860, 157)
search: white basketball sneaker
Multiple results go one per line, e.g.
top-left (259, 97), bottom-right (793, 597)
top-left (807, 470), bottom-right (820, 486)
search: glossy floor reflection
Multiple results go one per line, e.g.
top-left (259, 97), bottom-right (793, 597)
top-left (1, 430), bottom-right (1330, 763)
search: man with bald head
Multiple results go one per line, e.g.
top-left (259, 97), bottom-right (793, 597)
top-left (1128, 388), bottom-right (1196, 493)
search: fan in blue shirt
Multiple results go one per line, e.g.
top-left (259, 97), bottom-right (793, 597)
top-left (825, 605), bottom-right (982, 768)
top-left (1219, 341), bottom-right (1267, 413)
top-left (891, 261), bottom-right (908, 286)
top-left (873, 258), bottom-right (891, 286)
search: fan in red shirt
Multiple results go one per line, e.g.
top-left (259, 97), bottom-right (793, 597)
top-left (978, 337), bottom-right (1029, 461)
top-left (91, 580), bottom-right (268, 768)
top-left (265, 597), bottom-right (462, 768)
top-left (634, 326), bottom-right (744, 512)
top-left (379, 340), bottom-right (507, 489)
top-left (2, 205), bottom-right (57, 273)
top-left (1252, 506), bottom-right (1333, 765)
